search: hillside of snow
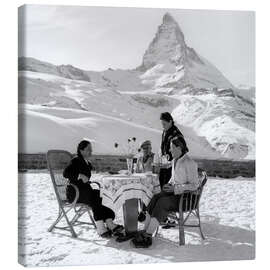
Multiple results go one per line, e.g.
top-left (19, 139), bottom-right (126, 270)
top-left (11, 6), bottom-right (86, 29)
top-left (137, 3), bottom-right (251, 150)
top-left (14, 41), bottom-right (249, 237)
top-left (171, 92), bottom-right (255, 159)
top-left (18, 68), bottom-right (254, 159)
top-left (18, 102), bottom-right (220, 159)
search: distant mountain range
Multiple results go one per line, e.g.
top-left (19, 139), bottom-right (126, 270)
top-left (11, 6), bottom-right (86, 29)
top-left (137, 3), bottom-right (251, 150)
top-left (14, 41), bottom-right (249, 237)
top-left (18, 13), bottom-right (255, 159)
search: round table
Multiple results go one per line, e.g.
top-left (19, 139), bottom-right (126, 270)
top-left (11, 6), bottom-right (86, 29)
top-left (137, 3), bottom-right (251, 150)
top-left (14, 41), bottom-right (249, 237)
top-left (99, 173), bottom-right (160, 233)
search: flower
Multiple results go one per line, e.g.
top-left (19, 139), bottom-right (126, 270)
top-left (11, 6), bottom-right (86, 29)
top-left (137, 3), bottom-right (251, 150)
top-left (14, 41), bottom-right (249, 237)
top-left (114, 137), bottom-right (140, 157)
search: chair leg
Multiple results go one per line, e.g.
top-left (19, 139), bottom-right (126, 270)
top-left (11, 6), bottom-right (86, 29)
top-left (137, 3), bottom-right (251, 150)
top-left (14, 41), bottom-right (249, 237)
top-left (154, 226), bottom-right (159, 237)
top-left (196, 208), bottom-right (205, 240)
top-left (48, 205), bottom-right (97, 237)
top-left (48, 207), bottom-right (63, 232)
top-left (71, 212), bottom-right (81, 225)
top-left (178, 211), bottom-right (185, 246)
top-left (88, 210), bottom-right (97, 228)
top-left (71, 207), bottom-right (85, 225)
top-left (61, 208), bottom-right (77, 238)
top-left (48, 206), bottom-right (77, 238)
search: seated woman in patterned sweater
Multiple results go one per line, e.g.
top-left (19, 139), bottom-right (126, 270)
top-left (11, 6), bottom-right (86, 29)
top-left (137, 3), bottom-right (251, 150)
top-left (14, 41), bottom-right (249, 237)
top-left (136, 140), bottom-right (155, 173)
top-left (63, 140), bottom-right (123, 238)
top-left (133, 136), bottom-right (199, 248)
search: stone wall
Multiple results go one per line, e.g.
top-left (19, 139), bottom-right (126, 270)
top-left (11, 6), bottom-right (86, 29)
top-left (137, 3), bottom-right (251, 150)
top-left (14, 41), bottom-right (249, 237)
top-left (194, 158), bottom-right (255, 178)
top-left (18, 153), bottom-right (255, 178)
top-left (18, 153), bottom-right (128, 172)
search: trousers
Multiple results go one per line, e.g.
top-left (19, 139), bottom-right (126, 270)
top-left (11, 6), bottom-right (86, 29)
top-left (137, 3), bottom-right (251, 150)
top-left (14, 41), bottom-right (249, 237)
top-left (66, 184), bottom-right (115, 222)
top-left (146, 191), bottom-right (198, 223)
top-left (159, 167), bottom-right (172, 188)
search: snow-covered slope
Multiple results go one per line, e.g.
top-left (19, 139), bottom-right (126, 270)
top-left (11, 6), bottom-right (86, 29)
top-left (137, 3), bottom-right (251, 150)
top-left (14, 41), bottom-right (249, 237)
top-left (18, 12), bottom-right (255, 160)
top-left (19, 57), bottom-right (91, 82)
top-left (18, 103), bottom-right (219, 159)
top-left (171, 93), bottom-right (255, 159)
top-left (18, 71), bottom-right (179, 129)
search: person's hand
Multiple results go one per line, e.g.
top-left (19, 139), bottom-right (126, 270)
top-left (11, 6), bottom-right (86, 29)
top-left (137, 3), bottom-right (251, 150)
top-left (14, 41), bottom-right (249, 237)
top-left (162, 183), bottom-right (174, 193)
top-left (152, 164), bottom-right (160, 174)
top-left (78, 174), bottom-right (89, 183)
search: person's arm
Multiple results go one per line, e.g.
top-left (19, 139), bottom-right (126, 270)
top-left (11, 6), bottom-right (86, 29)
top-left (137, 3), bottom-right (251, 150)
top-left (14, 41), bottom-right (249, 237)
top-left (174, 160), bottom-right (199, 194)
top-left (144, 154), bottom-right (154, 172)
top-left (173, 164), bottom-right (187, 194)
top-left (63, 158), bottom-right (78, 181)
top-left (167, 178), bottom-right (173, 185)
top-left (63, 158), bottom-right (89, 183)
top-left (174, 125), bottom-right (184, 138)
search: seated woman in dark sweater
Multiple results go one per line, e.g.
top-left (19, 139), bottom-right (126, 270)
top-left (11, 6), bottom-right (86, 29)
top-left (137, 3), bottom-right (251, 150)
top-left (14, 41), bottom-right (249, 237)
top-left (63, 140), bottom-right (123, 238)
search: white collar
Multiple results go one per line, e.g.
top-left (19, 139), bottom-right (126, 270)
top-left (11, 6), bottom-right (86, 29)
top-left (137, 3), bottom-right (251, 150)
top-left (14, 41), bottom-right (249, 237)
top-left (174, 153), bottom-right (187, 164)
top-left (173, 154), bottom-right (188, 170)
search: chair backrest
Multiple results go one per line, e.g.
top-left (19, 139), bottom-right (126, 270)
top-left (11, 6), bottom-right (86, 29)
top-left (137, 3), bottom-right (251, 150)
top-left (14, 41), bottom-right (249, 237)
top-left (198, 170), bottom-right (208, 190)
top-left (181, 170), bottom-right (207, 212)
top-left (47, 150), bottom-right (73, 202)
top-left (194, 170), bottom-right (207, 208)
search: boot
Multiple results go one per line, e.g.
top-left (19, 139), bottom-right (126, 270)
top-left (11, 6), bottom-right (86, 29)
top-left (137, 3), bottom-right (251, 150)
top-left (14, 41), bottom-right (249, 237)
top-left (96, 220), bottom-right (111, 238)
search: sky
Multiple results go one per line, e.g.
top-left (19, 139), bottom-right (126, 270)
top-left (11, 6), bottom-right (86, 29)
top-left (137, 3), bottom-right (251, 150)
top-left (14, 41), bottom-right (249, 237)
top-left (18, 5), bottom-right (255, 87)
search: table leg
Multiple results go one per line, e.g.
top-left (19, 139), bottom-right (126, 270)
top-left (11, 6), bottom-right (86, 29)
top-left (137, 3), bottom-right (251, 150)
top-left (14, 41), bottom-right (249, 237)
top-left (123, 198), bottom-right (138, 233)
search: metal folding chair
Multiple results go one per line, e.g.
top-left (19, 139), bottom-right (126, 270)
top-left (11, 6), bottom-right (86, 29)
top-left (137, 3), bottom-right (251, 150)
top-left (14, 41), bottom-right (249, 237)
top-left (47, 150), bottom-right (98, 238)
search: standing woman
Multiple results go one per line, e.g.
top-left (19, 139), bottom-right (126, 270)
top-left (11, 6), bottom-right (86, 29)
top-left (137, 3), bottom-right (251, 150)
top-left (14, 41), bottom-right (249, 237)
top-left (159, 112), bottom-right (186, 188)
top-left (63, 140), bottom-right (123, 238)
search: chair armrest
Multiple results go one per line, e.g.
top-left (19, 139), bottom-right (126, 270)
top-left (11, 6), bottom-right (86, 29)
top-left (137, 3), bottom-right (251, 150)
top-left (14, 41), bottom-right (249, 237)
top-left (68, 183), bottom-right (80, 208)
top-left (174, 183), bottom-right (198, 195)
top-left (89, 181), bottom-right (101, 189)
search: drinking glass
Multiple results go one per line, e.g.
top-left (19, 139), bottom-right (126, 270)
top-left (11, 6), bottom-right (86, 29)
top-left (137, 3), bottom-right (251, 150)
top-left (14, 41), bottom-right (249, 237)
top-left (126, 158), bottom-right (133, 174)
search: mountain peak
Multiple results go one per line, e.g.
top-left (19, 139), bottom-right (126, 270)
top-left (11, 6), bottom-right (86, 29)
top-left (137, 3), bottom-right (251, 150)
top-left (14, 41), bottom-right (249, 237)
top-left (139, 13), bottom-right (187, 70)
top-left (163, 12), bottom-right (176, 23)
top-left (137, 13), bottom-right (234, 90)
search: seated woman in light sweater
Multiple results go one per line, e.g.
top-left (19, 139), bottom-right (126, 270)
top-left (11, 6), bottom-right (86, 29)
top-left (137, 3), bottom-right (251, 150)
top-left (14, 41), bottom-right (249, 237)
top-left (133, 136), bottom-right (199, 248)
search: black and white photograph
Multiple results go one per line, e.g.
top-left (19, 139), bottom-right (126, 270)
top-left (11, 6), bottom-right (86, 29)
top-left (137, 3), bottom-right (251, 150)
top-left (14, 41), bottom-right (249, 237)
top-left (18, 4), bottom-right (255, 267)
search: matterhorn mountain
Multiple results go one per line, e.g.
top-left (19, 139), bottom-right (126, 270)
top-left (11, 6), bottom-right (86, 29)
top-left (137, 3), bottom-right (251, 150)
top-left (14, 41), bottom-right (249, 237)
top-left (18, 13), bottom-right (255, 160)
top-left (137, 13), bottom-right (234, 91)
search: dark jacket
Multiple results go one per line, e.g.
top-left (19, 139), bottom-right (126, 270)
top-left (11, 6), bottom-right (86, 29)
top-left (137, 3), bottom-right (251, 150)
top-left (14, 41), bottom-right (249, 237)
top-left (63, 156), bottom-right (101, 205)
top-left (161, 124), bottom-right (185, 161)
top-left (63, 156), bottom-right (92, 185)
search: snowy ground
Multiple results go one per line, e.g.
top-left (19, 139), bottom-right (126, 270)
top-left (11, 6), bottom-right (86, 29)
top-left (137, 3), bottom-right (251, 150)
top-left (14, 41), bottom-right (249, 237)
top-left (18, 171), bottom-right (255, 267)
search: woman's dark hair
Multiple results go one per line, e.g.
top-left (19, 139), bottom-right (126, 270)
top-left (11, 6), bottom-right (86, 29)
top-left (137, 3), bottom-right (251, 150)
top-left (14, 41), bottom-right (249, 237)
top-left (160, 112), bottom-right (174, 125)
top-left (171, 136), bottom-right (189, 155)
top-left (77, 140), bottom-right (91, 158)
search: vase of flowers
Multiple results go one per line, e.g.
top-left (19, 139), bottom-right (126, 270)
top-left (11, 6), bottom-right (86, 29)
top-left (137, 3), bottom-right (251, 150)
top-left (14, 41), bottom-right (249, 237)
top-left (126, 157), bottom-right (133, 174)
top-left (114, 137), bottom-right (140, 173)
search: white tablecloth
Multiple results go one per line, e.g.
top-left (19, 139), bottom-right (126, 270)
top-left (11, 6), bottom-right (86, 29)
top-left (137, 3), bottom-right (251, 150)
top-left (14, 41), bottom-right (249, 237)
top-left (99, 173), bottom-right (160, 213)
